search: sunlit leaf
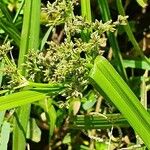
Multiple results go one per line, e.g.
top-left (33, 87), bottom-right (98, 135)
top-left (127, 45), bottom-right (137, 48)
top-left (136, 0), bottom-right (148, 7)
top-left (95, 142), bottom-right (108, 150)
top-left (0, 121), bottom-right (11, 150)
top-left (82, 100), bottom-right (96, 110)
top-left (89, 56), bottom-right (150, 149)
top-left (0, 90), bottom-right (46, 111)
top-left (63, 133), bottom-right (71, 144)
top-left (123, 59), bottom-right (150, 70)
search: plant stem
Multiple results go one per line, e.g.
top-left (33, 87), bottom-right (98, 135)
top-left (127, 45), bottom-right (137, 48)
top-left (80, 0), bottom-right (92, 42)
top-left (81, 0), bottom-right (92, 22)
top-left (13, 0), bottom-right (41, 150)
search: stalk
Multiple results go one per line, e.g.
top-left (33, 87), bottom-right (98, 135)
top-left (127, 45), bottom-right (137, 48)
top-left (13, 0), bottom-right (41, 150)
top-left (81, 0), bottom-right (92, 22)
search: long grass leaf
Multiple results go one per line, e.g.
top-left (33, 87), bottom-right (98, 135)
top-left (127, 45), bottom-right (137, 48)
top-left (0, 91), bottom-right (46, 111)
top-left (89, 56), bottom-right (150, 149)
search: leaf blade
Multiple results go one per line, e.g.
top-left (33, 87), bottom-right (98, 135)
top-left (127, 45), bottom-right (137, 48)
top-left (0, 91), bottom-right (46, 111)
top-left (89, 56), bottom-right (150, 149)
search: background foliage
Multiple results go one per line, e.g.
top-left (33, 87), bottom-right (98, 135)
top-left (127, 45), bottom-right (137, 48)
top-left (0, 0), bottom-right (150, 150)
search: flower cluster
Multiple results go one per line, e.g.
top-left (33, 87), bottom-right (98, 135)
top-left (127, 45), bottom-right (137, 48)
top-left (2, 65), bottom-right (19, 89)
top-left (25, 39), bottom-right (89, 99)
top-left (41, 0), bottom-right (78, 25)
top-left (25, 13), bottom-right (127, 99)
top-left (0, 42), bottom-right (13, 60)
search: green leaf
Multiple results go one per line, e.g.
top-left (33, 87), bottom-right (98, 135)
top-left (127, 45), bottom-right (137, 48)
top-left (89, 56), bottom-right (150, 149)
top-left (28, 81), bottom-right (64, 88)
top-left (0, 91), bottom-right (46, 111)
top-left (13, 0), bottom-right (25, 23)
top-left (39, 99), bottom-right (57, 138)
top-left (63, 133), bottom-right (71, 144)
top-left (136, 0), bottom-right (148, 7)
top-left (81, 0), bottom-right (92, 22)
top-left (80, 0), bottom-right (91, 42)
top-left (82, 99), bottom-right (96, 110)
top-left (123, 59), bottom-right (150, 70)
top-left (56, 109), bottom-right (67, 127)
top-left (0, 60), bottom-right (5, 87)
top-left (48, 104), bottom-right (57, 137)
top-left (0, 18), bottom-right (20, 46)
top-left (82, 91), bottom-right (96, 110)
top-left (95, 142), bottom-right (108, 150)
top-left (0, 121), bottom-right (11, 150)
top-left (28, 0), bottom-right (40, 50)
top-left (13, 105), bottom-right (31, 150)
top-left (80, 145), bottom-right (90, 150)
top-left (40, 26), bottom-right (53, 51)
top-left (0, 1), bottom-right (13, 22)
top-left (0, 111), bottom-right (5, 127)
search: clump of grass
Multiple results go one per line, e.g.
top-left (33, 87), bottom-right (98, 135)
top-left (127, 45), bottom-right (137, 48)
top-left (0, 0), bottom-right (150, 149)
